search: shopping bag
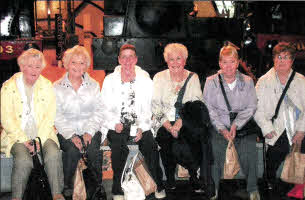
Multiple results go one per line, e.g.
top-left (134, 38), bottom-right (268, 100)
top-left (133, 152), bottom-right (157, 196)
top-left (177, 164), bottom-right (190, 178)
top-left (281, 143), bottom-right (305, 184)
top-left (22, 138), bottom-right (52, 200)
top-left (121, 152), bottom-right (145, 200)
top-left (73, 159), bottom-right (87, 200)
top-left (223, 140), bottom-right (240, 179)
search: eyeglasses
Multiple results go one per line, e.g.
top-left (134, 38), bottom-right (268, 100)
top-left (276, 55), bottom-right (291, 60)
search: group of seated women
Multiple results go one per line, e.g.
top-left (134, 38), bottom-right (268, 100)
top-left (1, 41), bottom-right (304, 200)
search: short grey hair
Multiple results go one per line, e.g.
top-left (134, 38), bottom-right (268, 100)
top-left (163, 43), bottom-right (188, 62)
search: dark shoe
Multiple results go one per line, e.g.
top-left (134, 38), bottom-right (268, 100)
top-left (205, 181), bottom-right (216, 198)
top-left (63, 186), bottom-right (73, 198)
top-left (190, 176), bottom-right (201, 191)
top-left (95, 184), bottom-right (107, 200)
top-left (164, 182), bottom-right (176, 190)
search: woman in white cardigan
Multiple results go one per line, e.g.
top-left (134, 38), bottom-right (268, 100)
top-left (255, 42), bottom-right (305, 189)
top-left (101, 44), bottom-right (166, 200)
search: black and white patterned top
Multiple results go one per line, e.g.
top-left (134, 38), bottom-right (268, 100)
top-left (120, 80), bottom-right (137, 127)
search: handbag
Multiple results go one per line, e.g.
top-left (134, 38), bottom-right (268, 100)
top-left (281, 143), bottom-right (305, 184)
top-left (133, 152), bottom-right (157, 196)
top-left (22, 137), bottom-right (52, 200)
top-left (223, 140), bottom-right (240, 179)
top-left (121, 152), bottom-right (146, 200)
top-left (73, 159), bottom-right (87, 200)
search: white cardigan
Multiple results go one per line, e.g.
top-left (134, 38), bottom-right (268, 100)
top-left (255, 68), bottom-right (305, 146)
top-left (100, 65), bottom-right (153, 133)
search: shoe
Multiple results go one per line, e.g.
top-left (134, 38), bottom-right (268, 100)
top-left (249, 190), bottom-right (261, 200)
top-left (63, 186), bottom-right (73, 198)
top-left (112, 194), bottom-right (124, 200)
top-left (155, 189), bottom-right (166, 199)
top-left (95, 184), bottom-right (107, 200)
top-left (53, 194), bottom-right (65, 200)
top-left (210, 189), bottom-right (218, 200)
top-left (164, 182), bottom-right (176, 190)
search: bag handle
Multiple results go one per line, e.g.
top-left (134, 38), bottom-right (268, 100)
top-left (33, 137), bottom-right (45, 166)
top-left (271, 70), bottom-right (296, 123)
top-left (121, 152), bottom-right (139, 185)
top-left (175, 72), bottom-right (194, 120)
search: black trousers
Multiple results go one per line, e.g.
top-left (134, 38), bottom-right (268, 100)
top-left (156, 124), bottom-right (213, 186)
top-left (57, 132), bottom-right (103, 188)
top-left (266, 131), bottom-right (305, 180)
top-left (107, 129), bottom-right (164, 195)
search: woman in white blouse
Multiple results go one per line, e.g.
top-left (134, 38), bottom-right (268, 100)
top-left (152, 43), bottom-right (214, 196)
top-left (54, 45), bottom-right (106, 199)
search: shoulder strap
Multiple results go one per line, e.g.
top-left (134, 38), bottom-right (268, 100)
top-left (34, 137), bottom-right (45, 166)
top-left (175, 72), bottom-right (194, 120)
top-left (176, 72), bottom-right (194, 104)
top-left (218, 74), bottom-right (232, 112)
top-left (272, 70), bottom-right (296, 122)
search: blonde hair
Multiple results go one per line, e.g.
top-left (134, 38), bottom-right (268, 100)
top-left (163, 43), bottom-right (188, 62)
top-left (17, 48), bottom-right (46, 69)
top-left (219, 45), bottom-right (239, 61)
top-left (62, 45), bottom-right (91, 70)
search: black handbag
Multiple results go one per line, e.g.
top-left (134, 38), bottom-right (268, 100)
top-left (22, 137), bottom-right (52, 200)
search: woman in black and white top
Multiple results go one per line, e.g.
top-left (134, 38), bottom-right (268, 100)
top-left (100, 44), bottom-right (166, 200)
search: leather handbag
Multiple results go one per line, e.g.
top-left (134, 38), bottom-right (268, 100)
top-left (22, 137), bottom-right (52, 200)
top-left (281, 143), bottom-right (305, 184)
top-left (121, 152), bottom-right (146, 200)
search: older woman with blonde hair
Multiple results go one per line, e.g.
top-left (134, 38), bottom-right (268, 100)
top-left (54, 45), bottom-right (106, 199)
top-left (203, 44), bottom-right (260, 200)
top-left (1, 48), bottom-right (64, 200)
top-left (152, 43), bottom-right (214, 196)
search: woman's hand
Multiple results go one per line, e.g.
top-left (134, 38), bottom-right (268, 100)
top-left (265, 131), bottom-right (277, 139)
top-left (220, 129), bottom-right (231, 141)
top-left (292, 131), bottom-right (305, 145)
top-left (134, 128), bottom-right (143, 142)
top-left (24, 140), bottom-right (40, 154)
top-left (230, 124), bottom-right (237, 140)
top-left (71, 136), bottom-right (83, 151)
top-left (172, 119), bottom-right (183, 133)
top-left (83, 133), bottom-right (92, 146)
top-left (115, 123), bottom-right (124, 133)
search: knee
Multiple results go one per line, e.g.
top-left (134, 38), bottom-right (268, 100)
top-left (43, 139), bottom-right (61, 162)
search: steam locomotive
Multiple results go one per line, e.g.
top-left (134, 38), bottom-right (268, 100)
top-left (92, 0), bottom-right (243, 81)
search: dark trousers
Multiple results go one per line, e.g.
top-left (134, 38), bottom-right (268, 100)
top-left (57, 132), bottom-right (103, 188)
top-left (156, 124), bottom-right (213, 186)
top-left (266, 131), bottom-right (305, 180)
top-left (107, 129), bottom-right (164, 195)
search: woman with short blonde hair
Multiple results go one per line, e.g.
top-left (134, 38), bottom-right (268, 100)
top-left (1, 48), bottom-right (64, 200)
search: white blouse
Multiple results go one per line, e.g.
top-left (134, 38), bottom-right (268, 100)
top-left (152, 69), bottom-right (203, 130)
top-left (54, 72), bottom-right (103, 139)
